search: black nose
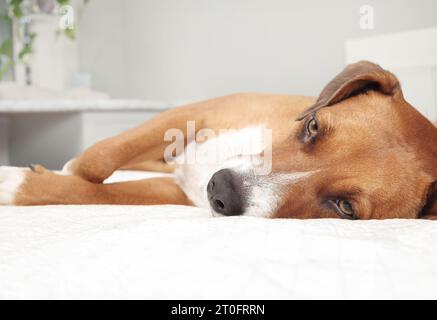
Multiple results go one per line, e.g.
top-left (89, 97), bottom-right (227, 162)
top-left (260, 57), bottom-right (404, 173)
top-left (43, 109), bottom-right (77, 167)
top-left (207, 169), bottom-right (245, 216)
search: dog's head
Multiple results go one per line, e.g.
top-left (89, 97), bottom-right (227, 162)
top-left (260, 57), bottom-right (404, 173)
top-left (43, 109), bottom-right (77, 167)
top-left (207, 61), bottom-right (437, 219)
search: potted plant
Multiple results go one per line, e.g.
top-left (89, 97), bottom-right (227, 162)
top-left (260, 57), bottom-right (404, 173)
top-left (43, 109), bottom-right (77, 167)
top-left (0, 0), bottom-right (89, 88)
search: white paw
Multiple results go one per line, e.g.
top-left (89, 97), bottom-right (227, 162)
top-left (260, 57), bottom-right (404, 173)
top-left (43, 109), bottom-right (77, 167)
top-left (0, 166), bottom-right (28, 205)
top-left (60, 159), bottom-right (75, 176)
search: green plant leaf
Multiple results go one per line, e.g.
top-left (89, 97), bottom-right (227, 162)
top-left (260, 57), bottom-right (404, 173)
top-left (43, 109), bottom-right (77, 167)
top-left (0, 28), bottom-right (13, 80)
top-left (18, 46), bottom-right (31, 60)
top-left (0, 14), bottom-right (12, 23)
top-left (8, 0), bottom-right (24, 19)
top-left (56, 0), bottom-right (70, 5)
top-left (0, 39), bottom-right (13, 58)
top-left (63, 28), bottom-right (76, 40)
top-left (0, 54), bottom-right (12, 80)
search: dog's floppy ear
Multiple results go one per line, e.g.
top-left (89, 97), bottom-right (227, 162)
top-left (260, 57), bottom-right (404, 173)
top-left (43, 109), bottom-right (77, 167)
top-left (298, 61), bottom-right (401, 120)
top-left (420, 182), bottom-right (437, 219)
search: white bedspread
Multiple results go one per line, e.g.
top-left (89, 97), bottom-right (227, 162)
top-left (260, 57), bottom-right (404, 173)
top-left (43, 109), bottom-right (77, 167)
top-left (1, 172), bottom-right (437, 299)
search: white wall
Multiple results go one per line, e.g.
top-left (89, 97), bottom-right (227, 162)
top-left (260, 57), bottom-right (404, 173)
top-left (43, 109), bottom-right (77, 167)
top-left (78, 0), bottom-right (127, 97)
top-left (79, 0), bottom-right (437, 101)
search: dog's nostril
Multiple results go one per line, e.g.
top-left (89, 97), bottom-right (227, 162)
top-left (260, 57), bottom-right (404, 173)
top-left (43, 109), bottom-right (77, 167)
top-left (215, 199), bottom-right (225, 209)
top-left (207, 169), bottom-right (245, 216)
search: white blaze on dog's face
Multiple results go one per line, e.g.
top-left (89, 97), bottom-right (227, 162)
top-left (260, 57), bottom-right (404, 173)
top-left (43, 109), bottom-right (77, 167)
top-left (174, 125), bottom-right (314, 218)
top-left (176, 61), bottom-right (437, 220)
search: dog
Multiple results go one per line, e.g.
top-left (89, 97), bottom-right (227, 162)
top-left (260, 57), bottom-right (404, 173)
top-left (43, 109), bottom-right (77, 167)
top-left (0, 61), bottom-right (436, 220)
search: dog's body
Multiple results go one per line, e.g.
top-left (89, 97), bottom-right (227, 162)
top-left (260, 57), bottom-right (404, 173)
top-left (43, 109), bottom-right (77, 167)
top-left (1, 61), bottom-right (436, 219)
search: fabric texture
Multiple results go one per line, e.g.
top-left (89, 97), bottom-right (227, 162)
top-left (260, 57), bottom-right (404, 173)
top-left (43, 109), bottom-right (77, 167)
top-left (0, 171), bottom-right (436, 299)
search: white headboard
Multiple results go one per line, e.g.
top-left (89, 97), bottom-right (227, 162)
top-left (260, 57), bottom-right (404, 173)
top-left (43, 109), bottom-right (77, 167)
top-left (346, 28), bottom-right (437, 122)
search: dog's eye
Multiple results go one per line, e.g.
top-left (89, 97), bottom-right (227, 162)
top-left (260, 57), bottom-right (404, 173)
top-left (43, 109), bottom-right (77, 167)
top-left (306, 117), bottom-right (319, 138)
top-left (333, 199), bottom-right (356, 219)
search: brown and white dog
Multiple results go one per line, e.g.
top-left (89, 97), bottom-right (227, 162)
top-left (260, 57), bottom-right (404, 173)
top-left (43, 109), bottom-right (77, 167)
top-left (1, 61), bottom-right (436, 220)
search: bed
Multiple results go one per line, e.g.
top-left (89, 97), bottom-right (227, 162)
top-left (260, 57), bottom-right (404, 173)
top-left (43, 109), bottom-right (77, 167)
top-left (1, 171), bottom-right (437, 299)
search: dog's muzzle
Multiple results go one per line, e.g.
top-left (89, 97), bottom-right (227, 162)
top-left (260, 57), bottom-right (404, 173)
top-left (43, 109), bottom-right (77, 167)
top-left (207, 169), bottom-right (246, 216)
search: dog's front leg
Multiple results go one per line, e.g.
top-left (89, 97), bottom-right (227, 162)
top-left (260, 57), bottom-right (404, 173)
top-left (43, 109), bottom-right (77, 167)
top-left (63, 93), bottom-right (278, 184)
top-left (65, 102), bottom-right (207, 183)
top-left (0, 166), bottom-right (192, 206)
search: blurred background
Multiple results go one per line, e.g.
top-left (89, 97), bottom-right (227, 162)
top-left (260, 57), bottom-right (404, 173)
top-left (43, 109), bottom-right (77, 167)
top-left (0, 0), bottom-right (436, 168)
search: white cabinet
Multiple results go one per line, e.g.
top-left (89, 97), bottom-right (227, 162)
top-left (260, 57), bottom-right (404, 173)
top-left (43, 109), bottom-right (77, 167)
top-left (81, 111), bottom-right (156, 149)
top-left (0, 100), bottom-right (168, 169)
